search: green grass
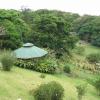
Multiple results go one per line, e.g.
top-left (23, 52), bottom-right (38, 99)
top-left (84, 44), bottom-right (100, 56)
top-left (0, 67), bottom-right (99, 100)
top-left (78, 43), bottom-right (100, 56)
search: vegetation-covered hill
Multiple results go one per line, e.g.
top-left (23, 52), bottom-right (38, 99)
top-left (0, 67), bottom-right (99, 100)
top-left (0, 44), bottom-right (100, 100)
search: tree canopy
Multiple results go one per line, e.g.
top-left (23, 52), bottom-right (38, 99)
top-left (0, 8), bottom-right (100, 57)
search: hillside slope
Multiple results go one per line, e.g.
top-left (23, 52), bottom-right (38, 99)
top-left (0, 67), bottom-right (99, 100)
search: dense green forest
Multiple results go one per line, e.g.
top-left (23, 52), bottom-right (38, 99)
top-left (0, 9), bottom-right (100, 56)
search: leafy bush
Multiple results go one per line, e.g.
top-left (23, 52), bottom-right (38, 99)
top-left (34, 81), bottom-right (64, 100)
top-left (86, 53), bottom-right (100, 63)
top-left (15, 60), bottom-right (35, 69)
top-left (15, 58), bottom-right (57, 74)
top-left (35, 59), bottom-right (57, 74)
top-left (64, 64), bottom-right (71, 73)
top-left (0, 40), bottom-right (16, 49)
top-left (0, 50), bottom-right (16, 71)
top-left (40, 74), bottom-right (46, 78)
top-left (0, 39), bottom-right (22, 50)
top-left (93, 78), bottom-right (100, 96)
top-left (76, 83), bottom-right (87, 100)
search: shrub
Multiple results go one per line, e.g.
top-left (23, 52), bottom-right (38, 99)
top-left (0, 50), bottom-right (16, 71)
top-left (64, 64), bottom-right (71, 73)
top-left (40, 74), bottom-right (46, 78)
top-left (35, 59), bottom-right (57, 74)
top-left (0, 40), bottom-right (21, 50)
top-left (93, 78), bottom-right (100, 96)
top-left (86, 53), bottom-right (100, 63)
top-left (15, 60), bottom-right (35, 69)
top-left (76, 83), bottom-right (87, 100)
top-left (15, 58), bottom-right (57, 74)
top-left (34, 81), bottom-right (64, 100)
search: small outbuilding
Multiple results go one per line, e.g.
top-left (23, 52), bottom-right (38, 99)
top-left (14, 43), bottom-right (48, 59)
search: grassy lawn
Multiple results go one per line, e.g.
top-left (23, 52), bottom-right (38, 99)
top-left (0, 67), bottom-right (99, 100)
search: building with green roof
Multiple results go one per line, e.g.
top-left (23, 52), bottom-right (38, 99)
top-left (14, 43), bottom-right (48, 59)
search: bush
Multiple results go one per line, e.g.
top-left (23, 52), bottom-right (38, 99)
top-left (35, 59), bottom-right (57, 74)
top-left (0, 40), bottom-right (21, 50)
top-left (64, 64), bottom-right (71, 73)
top-left (15, 60), bottom-right (35, 69)
top-left (76, 83), bottom-right (87, 100)
top-left (15, 58), bottom-right (57, 74)
top-left (0, 50), bottom-right (16, 71)
top-left (40, 74), bottom-right (46, 78)
top-left (34, 81), bottom-right (64, 100)
top-left (93, 78), bottom-right (100, 96)
top-left (86, 53), bottom-right (100, 63)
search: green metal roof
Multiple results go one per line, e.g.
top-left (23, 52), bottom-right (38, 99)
top-left (14, 43), bottom-right (48, 59)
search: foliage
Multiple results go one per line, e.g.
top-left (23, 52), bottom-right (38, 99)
top-left (15, 60), bottom-right (35, 69)
top-left (91, 32), bottom-right (100, 47)
top-left (40, 74), bottom-right (46, 78)
top-left (15, 58), bottom-right (57, 74)
top-left (90, 17), bottom-right (100, 47)
top-left (93, 78), bottom-right (100, 96)
top-left (24, 9), bottom-right (79, 58)
top-left (73, 15), bottom-right (94, 41)
top-left (0, 40), bottom-right (21, 49)
top-left (73, 46), bottom-right (85, 55)
top-left (0, 9), bottom-right (31, 49)
top-left (0, 8), bottom-right (100, 50)
top-left (0, 50), bottom-right (16, 71)
top-left (34, 81), bottom-right (64, 100)
top-left (73, 15), bottom-right (100, 47)
top-left (86, 53), bottom-right (100, 63)
top-left (0, 9), bottom-right (79, 57)
top-left (63, 63), bottom-right (71, 73)
top-left (35, 58), bottom-right (57, 74)
top-left (76, 83), bottom-right (87, 100)
top-left (0, 26), bottom-right (6, 36)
